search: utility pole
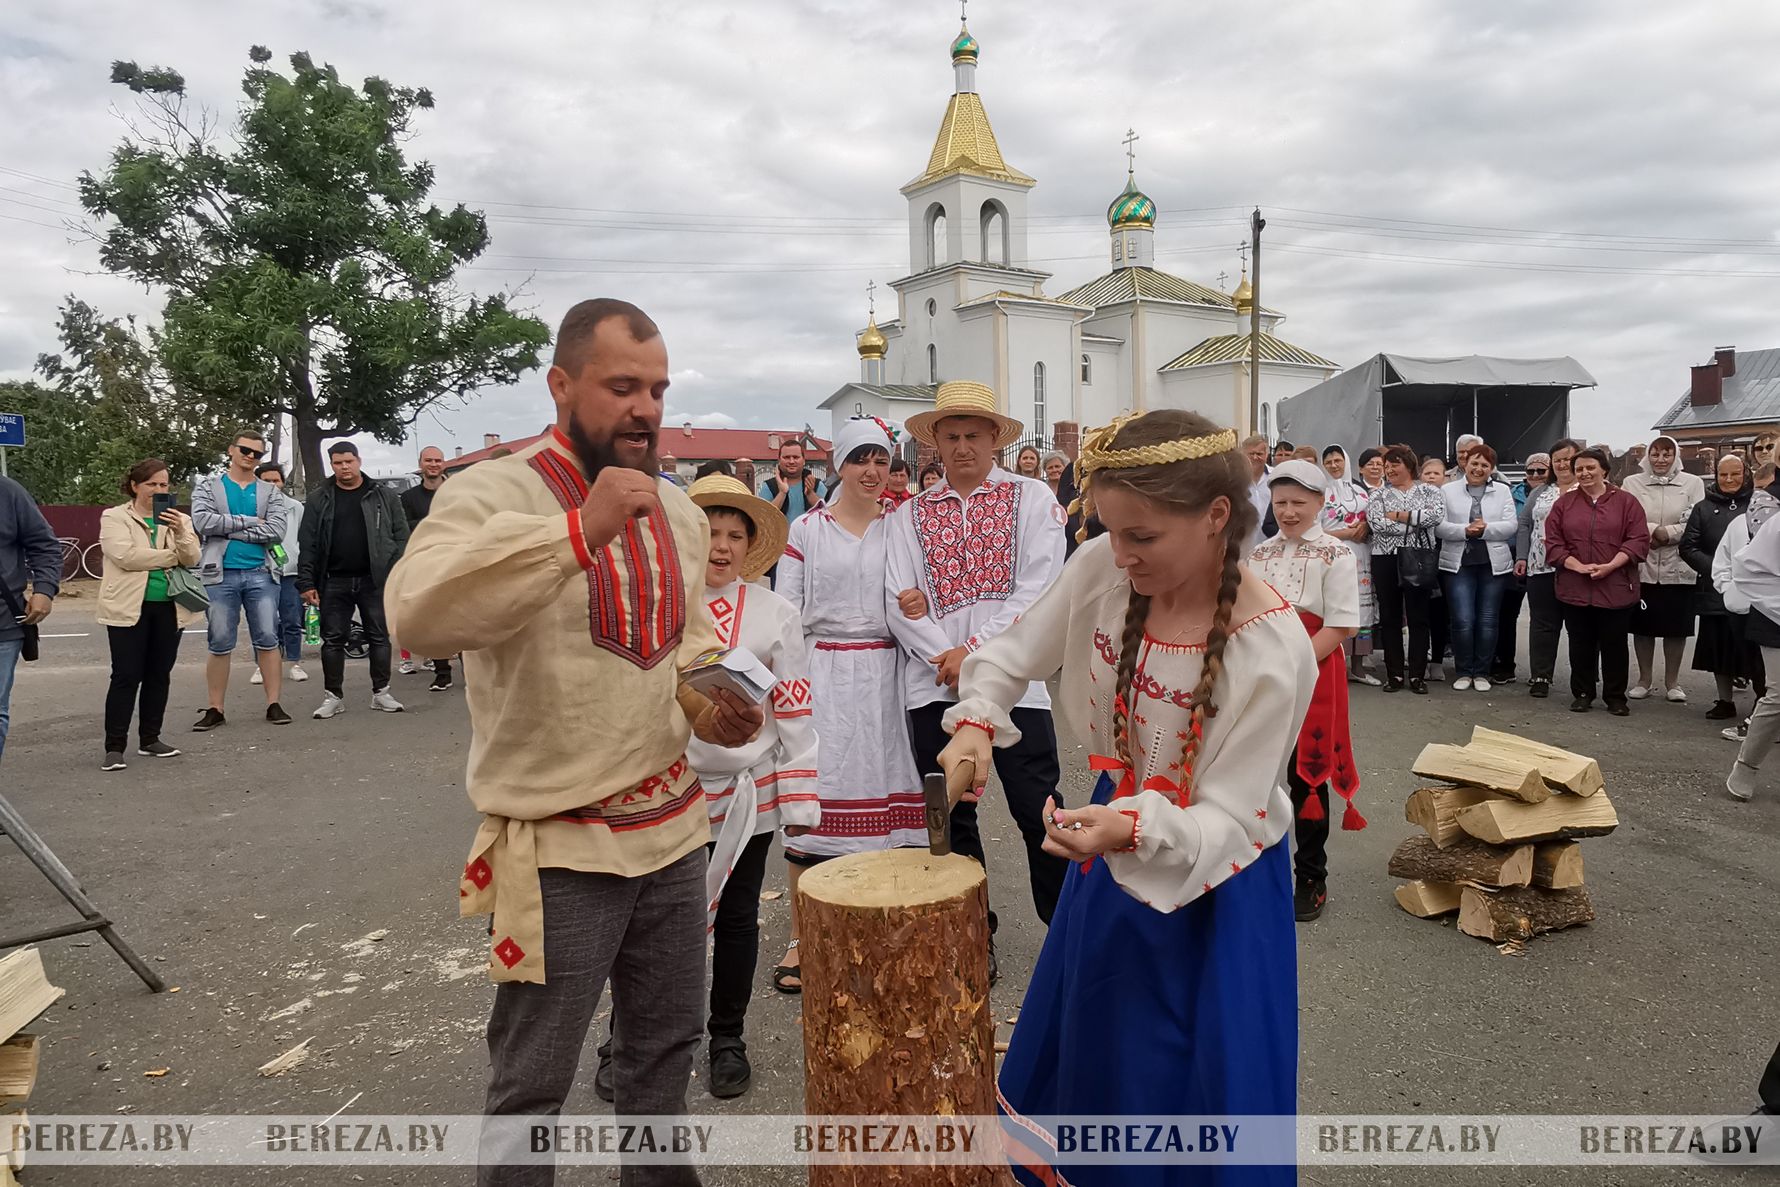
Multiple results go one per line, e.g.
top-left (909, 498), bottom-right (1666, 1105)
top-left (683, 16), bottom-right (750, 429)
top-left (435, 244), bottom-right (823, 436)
top-left (1248, 207), bottom-right (1265, 437)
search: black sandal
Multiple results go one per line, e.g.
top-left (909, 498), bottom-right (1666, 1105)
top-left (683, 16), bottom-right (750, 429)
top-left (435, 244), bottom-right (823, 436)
top-left (771, 940), bottom-right (802, 994)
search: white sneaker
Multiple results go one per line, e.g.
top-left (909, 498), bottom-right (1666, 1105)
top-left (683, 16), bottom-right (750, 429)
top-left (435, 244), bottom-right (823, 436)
top-left (399, 660), bottom-right (418, 675)
top-left (1452, 677), bottom-right (1472, 691)
top-left (1627, 685), bottom-right (1650, 700)
top-left (1726, 761), bottom-right (1757, 801)
top-left (370, 688), bottom-right (405, 713)
top-left (1473, 678), bottom-right (1492, 693)
top-left (1723, 722), bottom-right (1749, 742)
top-left (312, 694), bottom-right (346, 720)
top-left (1666, 686), bottom-right (1687, 703)
top-left (250, 668), bottom-right (263, 685)
top-left (289, 663), bottom-right (308, 682)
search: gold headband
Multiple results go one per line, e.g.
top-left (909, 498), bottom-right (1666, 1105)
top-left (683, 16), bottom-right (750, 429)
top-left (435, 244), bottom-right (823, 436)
top-left (1067, 415), bottom-right (1240, 543)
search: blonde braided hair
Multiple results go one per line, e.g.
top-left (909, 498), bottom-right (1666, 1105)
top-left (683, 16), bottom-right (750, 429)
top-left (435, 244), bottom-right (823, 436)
top-left (1086, 411), bottom-right (1254, 803)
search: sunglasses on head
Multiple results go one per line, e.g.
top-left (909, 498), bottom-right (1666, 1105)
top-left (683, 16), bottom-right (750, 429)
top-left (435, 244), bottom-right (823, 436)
top-left (236, 444), bottom-right (265, 459)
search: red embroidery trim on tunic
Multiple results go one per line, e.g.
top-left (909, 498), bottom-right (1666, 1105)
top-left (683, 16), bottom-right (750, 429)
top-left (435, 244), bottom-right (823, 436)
top-left (530, 446), bottom-right (685, 670)
top-left (911, 481), bottom-right (1022, 618)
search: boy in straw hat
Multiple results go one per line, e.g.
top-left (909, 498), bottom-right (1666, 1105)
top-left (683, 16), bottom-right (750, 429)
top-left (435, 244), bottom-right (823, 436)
top-left (597, 474), bottom-right (819, 1100)
top-left (888, 381), bottom-right (1068, 977)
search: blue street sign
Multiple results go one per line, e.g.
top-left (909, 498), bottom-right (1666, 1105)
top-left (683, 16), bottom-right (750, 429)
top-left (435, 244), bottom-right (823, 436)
top-left (0, 413), bottom-right (22, 448)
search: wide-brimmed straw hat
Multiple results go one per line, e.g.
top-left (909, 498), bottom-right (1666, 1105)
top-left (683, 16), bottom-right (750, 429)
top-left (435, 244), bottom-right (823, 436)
top-left (687, 474), bottom-right (789, 581)
top-left (904, 381), bottom-right (1024, 449)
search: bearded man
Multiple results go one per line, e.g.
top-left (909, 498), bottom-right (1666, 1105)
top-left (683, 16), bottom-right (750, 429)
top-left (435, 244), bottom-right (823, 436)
top-left (387, 298), bottom-right (762, 1187)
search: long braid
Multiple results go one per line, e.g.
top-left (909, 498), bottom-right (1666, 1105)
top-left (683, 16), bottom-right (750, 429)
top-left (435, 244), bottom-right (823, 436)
top-left (1111, 588), bottom-right (1151, 769)
top-left (1176, 532), bottom-right (1243, 801)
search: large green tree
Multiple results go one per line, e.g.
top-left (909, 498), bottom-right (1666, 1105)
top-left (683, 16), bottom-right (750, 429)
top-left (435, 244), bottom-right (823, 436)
top-left (0, 299), bottom-right (233, 504)
top-left (78, 47), bottom-right (550, 481)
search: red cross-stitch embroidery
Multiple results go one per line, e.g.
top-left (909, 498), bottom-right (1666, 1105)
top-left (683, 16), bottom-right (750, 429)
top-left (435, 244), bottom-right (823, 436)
top-left (493, 937), bottom-right (525, 969)
top-left (912, 482), bottom-right (1022, 617)
top-left (464, 858), bottom-right (493, 890)
top-left (772, 679), bottom-right (811, 710)
top-left (709, 596), bottom-right (737, 645)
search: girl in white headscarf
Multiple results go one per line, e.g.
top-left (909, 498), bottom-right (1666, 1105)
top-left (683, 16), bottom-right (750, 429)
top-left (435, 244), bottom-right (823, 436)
top-left (771, 416), bottom-right (927, 990)
top-left (1321, 444), bottom-right (1378, 685)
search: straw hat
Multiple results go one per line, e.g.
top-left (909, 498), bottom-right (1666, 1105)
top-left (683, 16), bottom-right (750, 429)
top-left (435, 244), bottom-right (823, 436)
top-left (687, 474), bottom-right (789, 581)
top-left (904, 381), bottom-right (1024, 449)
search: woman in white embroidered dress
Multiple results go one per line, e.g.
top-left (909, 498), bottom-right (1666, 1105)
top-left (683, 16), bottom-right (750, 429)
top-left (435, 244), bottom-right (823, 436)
top-left (772, 417), bottom-right (926, 994)
top-left (683, 474), bottom-right (820, 1095)
top-left (941, 410), bottom-right (1314, 1187)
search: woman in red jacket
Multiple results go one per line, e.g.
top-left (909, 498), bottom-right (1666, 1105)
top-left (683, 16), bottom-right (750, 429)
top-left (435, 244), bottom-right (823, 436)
top-left (1543, 446), bottom-right (1652, 715)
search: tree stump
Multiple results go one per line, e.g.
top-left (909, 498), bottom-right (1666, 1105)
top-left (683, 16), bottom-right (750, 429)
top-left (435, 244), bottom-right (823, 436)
top-left (798, 849), bottom-right (1009, 1187)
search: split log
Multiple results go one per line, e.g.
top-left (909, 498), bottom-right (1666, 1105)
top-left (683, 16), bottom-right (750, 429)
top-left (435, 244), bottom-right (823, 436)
top-left (0, 950), bottom-right (62, 1047)
top-left (1405, 786), bottom-right (1497, 848)
top-left (1387, 835), bottom-right (1532, 887)
top-left (1532, 841), bottom-right (1585, 889)
top-left (1469, 726), bottom-right (1605, 797)
top-left (798, 849), bottom-right (1011, 1187)
top-left (1393, 880), bottom-right (1464, 918)
top-left (1413, 743), bottom-right (1549, 803)
top-left (0, 1037), bottom-right (36, 1105)
top-left (1458, 885), bottom-right (1595, 941)
top-left (1457, 791), bottom-right (1618, 845)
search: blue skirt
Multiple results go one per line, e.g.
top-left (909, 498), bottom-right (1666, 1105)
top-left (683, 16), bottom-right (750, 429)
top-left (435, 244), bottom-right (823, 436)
top-left (998, 773), bottom-right (1298, 1187)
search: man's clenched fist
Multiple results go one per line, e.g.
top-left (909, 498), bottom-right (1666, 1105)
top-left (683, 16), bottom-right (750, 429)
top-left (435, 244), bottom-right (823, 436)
top-left (579, 468), bottom-right (661, 549)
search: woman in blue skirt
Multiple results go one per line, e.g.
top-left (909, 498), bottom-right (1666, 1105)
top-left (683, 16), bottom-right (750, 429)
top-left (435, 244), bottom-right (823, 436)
top-left (940, 410), bottom-right (1315, 1186)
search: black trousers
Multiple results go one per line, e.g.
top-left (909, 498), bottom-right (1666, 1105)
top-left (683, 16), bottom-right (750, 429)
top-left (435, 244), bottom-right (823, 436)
top-left (319, 576), bottom-right (392, 695)
top-left (1286, 768), bottom-right (1330, 887)
top-left (1371, 555), bottom-right (1431, 682)
top-left (104, 601), bottom-right (183, 750)
top-left (1562, 602), bottom-right (1634, 705)
top-left (1494, 581), bottom-right (1526, 673)
top-left (708, 831), bottom-right (772, 1041)
top-left (908, 702), bottom-right (1067, 930)
top-left (1527, 573), bottom-right (1565, 683)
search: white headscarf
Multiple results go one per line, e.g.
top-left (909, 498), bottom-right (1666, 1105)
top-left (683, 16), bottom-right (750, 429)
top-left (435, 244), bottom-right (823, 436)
top-left (830, 417), bottom-right (898, 501)
top-left (1322, 445), bottom-right (1364, 515)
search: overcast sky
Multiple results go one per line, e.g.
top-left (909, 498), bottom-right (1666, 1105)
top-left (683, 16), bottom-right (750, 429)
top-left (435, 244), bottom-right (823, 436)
top-left (4, 0), bottom-right (1779, 473)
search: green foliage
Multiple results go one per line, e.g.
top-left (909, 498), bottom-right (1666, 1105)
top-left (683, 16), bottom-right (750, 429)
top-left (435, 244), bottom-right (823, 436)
top-left (79, 47), bottom-right (549, 479)
top-left (0, 299), bottom-right (234, 504)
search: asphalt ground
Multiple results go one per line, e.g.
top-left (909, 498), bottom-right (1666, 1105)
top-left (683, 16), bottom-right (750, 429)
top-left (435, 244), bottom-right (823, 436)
top-left (2, 586), bottom-right (1777, 1185)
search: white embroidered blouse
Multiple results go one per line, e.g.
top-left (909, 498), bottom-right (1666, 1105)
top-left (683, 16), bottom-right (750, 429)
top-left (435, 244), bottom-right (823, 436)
top-left (1247, 522), bottom-right (1361, 628)
top-left (945, 536), bottom-right (1316, 912)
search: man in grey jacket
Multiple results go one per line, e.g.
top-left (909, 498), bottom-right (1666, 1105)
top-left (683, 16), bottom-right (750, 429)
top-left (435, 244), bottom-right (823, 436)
top-left (191, 429), bottom-right (291, 729)
top-left (0, 474), bottom-right (62, 762)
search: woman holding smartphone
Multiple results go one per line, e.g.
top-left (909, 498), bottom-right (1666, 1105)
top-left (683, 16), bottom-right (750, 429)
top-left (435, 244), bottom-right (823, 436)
top-left (97, 459), bottom-right (199, 771)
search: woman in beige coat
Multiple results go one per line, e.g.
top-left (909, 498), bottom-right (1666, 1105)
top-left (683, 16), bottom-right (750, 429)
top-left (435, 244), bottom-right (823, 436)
top-left (98, 459), bottom-right (199, 770)
top-left (1622, 434), bottom-right (1705, 701)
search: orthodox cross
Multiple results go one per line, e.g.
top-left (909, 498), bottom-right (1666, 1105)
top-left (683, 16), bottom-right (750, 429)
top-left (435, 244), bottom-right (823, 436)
top-left (1238, 241), bottom-right (1249, 271)
top-left (866, 279), bottom-right (877, 318)
top-left (1216, 270), bottom-right (1229, 290)
top-left (1122, 128), bottom-right (1140, 177)
top-left (960, 0), bottom-right (968, 23)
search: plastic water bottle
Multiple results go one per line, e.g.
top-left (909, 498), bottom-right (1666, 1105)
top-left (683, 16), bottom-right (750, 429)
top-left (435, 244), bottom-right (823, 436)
top-left (303, 604), bottom-right (321, 646)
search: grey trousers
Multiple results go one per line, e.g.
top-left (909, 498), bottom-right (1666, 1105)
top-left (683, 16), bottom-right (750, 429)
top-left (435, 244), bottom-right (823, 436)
top-left (1737, 646), bottom-right (1780, 776)
top-left (479, 849), bottom-right (706, 1187)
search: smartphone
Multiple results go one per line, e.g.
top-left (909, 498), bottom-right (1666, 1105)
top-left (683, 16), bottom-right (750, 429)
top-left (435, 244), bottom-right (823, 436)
top-left (152, 492), bottom-right (177, 522)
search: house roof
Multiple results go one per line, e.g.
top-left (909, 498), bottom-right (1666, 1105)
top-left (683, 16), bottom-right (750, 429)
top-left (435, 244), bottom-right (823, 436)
top-left (1056, 266), bottom-right (1246, 311)
top-left (444, 425), bottom-right (830, 472)
top-left (820, 383), bottom-right (939, 411)
top-left (955, 289), bottom-right (1092, 311)
top-left (1161, 332), bottom-right (1338, 372)
top-left (1653, 347), bottom-right (1780, 432)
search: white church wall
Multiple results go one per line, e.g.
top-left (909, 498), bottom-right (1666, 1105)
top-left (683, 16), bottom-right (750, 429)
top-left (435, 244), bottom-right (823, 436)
top-left (1003, 312), bottom-right (1077, 445)
top-left (1080, 341), bottom-right (1124, 428)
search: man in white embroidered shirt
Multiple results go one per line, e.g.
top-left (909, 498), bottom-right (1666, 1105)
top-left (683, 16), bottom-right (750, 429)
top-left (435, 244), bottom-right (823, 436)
top-left (886, 381), bottom-right (1067, 978)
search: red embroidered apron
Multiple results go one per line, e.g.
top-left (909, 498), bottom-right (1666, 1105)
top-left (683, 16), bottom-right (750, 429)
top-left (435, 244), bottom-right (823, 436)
top-left (1294, 612), bottom-right (1364, 829)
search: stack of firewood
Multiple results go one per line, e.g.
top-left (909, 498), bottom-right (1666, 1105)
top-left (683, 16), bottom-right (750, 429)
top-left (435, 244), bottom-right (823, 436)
top-left (0, 948), bottom-right (64, 1186)
top-left (1389, 726), bottom-right (1616, 943)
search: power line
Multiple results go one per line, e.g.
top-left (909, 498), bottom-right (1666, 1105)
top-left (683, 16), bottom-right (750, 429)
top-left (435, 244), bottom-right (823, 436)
top-left (0, 165), bottom-right (80, 192)
top-left (1269, 239), bottom-right (1780, 279)
top-left (0, 210), bottom-right (68, 231)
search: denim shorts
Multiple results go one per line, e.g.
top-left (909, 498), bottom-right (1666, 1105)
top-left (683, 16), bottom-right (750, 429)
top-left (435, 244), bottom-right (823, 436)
top-left (205, 568), bottom-right (280, 655)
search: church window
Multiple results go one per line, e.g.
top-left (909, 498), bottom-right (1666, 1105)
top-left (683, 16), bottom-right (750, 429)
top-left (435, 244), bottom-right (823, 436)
top-left (1081, 354), bottom-right (1092, 384)
top-left (927, 204), bottom-right (948, 268)
top-left (980, 201), bottom-right (1008, 265)
top-left (1033, 362), bottom-right (1047, 440)
top-left (1260, 403), bottom-right (1271, 440)
top-left (928, 344), bottom-right (939, 385)
top-left (1112, 239), bottom-right (1122, 262)
top-left (926, 298), bottom-right (937, 318)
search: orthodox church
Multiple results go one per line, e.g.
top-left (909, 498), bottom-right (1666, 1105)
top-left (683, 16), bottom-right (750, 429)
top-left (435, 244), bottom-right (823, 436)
top-left (820, 19), bottom-right (1338, 449)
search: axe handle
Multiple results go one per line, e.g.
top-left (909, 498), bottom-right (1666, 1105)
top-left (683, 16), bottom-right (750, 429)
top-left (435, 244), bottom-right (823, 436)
top-left (946, 759), bottom-right (979, 810)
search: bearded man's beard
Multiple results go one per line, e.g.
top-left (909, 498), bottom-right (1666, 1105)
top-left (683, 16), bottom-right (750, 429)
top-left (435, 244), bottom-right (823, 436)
top-left (565, 414), bottom-right (658, 482)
